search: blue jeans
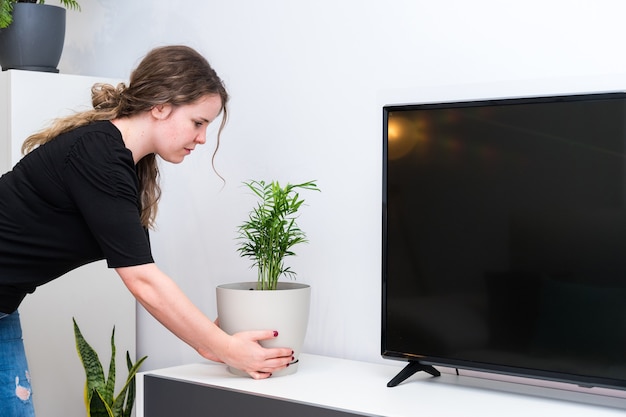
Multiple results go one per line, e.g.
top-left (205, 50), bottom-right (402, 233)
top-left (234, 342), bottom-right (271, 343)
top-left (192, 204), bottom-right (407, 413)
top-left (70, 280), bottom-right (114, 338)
top-left (0, 311), bottom-right (36, 417)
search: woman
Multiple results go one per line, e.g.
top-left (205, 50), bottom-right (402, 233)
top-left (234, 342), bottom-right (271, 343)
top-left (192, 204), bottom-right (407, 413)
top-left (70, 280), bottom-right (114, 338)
top-left (0, 45), bottom-right (293, 416)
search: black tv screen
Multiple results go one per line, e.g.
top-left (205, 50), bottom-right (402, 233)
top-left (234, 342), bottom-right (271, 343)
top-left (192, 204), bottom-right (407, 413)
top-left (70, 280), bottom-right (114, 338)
top-left (382, 92), bottom-right (626, 390)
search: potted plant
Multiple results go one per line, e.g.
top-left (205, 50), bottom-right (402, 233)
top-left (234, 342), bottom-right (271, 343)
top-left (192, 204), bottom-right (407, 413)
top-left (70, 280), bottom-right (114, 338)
top-left (73, 318), bottom-right (147, 417)
top-left (0, 0), bottom-right (81, 72)
top-left (216, 180), bottom-right (320, 377)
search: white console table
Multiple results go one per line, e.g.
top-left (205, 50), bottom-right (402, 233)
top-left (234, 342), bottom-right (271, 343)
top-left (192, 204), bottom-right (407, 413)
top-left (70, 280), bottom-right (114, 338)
top-left (137, 354), bottom-right (626, 417)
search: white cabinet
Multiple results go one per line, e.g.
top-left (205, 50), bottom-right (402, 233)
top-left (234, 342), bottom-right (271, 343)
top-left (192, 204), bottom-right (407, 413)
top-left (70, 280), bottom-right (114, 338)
top-left (0, 70), bottom-right (135, 417)
top-left (137, 354), bottom-right (626, 417)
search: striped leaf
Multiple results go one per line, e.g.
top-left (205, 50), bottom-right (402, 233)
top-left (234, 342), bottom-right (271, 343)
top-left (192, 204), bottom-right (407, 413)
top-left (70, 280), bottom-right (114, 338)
top-left (89, 388), bottom-right (114, 417)
top-left (73, 318), bottom-right (106, 409)
top-left (74, 318), bottom-right (147, 417)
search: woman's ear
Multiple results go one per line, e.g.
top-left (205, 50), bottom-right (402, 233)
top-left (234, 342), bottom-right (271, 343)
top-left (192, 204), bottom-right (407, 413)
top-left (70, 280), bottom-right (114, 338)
top-left (151, 103), bottom-right (173, 120)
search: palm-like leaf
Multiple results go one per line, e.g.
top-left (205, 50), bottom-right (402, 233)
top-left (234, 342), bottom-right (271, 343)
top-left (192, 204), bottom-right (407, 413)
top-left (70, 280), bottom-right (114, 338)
top-left (237, 180), bottom-right (319, 290)
top-left (58, 0), bottom-right (81, 11)
top-left (0, 1), bottom-right (14, 28)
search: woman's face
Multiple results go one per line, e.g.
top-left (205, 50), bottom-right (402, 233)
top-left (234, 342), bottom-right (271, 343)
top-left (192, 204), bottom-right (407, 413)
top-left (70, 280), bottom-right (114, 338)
top-left (152, 94), bottom-right (223, 164)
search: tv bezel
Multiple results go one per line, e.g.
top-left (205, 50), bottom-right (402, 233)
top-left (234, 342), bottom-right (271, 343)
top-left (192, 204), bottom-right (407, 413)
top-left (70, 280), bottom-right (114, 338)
top-left (381, 91), bottom-right (626, 390)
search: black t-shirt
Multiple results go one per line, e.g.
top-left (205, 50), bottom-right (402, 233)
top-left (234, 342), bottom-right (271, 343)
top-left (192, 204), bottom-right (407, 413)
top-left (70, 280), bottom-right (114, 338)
top-left (0, 121), bottom-right (154, 313)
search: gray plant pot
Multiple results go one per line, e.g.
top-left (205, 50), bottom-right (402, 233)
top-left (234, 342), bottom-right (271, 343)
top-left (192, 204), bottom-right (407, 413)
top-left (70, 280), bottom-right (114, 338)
top-left (0, 3), bottom-right (66, 73)
top-left (216, 282), bottom-right (311, 377)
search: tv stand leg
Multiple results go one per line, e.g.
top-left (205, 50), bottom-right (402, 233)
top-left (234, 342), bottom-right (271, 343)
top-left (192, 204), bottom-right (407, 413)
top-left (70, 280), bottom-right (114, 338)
top-left (387, 361), bottom-right (441, 387)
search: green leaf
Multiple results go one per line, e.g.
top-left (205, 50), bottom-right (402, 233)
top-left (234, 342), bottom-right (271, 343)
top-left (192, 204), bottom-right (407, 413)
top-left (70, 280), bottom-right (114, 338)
top-left (73, 318), bottom-right (106, 408)
top-left (121, 352), bottom-right (136, 417)
top-left (59, 0), bottom-right (81, 11)
top-left (237, 180), bottom-right (319, 290)
top-left (114, 353), bottom-right (148, 417)
top-left (74, 318), bottom-right (147, 417)
top-left (103, 326), bottom-right (116, 406)
top-left (0, 0), bottom-right (14, 29)
top-left (89, 388), bottom-right (114, 417)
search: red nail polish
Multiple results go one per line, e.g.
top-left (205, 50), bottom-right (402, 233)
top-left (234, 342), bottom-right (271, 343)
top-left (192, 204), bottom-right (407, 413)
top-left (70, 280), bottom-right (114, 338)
top-left (273, 330), bottom-right (279, 337)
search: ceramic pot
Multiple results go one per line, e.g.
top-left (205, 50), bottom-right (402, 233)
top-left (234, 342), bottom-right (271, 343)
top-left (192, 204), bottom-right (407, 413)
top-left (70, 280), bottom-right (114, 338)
top-left (0, 3), bottom-right (66, 73)
top-left (216, 281), bottom-right (311, 377)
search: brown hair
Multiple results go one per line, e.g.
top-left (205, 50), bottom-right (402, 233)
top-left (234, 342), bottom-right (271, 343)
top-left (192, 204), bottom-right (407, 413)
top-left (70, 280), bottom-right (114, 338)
top-left (22, 45), bottom-right (229, 229)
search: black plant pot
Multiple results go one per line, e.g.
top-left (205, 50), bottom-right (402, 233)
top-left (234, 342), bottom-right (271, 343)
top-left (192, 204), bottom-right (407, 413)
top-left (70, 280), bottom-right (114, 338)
top-left (0, 3), bottom-right (66, 73)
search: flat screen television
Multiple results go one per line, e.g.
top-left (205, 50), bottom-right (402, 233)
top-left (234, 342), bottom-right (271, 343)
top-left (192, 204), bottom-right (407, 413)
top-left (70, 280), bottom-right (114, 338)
top-left (382, 92), bottom-right (626, 390)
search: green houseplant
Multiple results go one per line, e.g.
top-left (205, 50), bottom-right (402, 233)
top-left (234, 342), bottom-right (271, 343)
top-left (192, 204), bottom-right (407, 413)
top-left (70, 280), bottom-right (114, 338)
top-left (0, 0), bottom-right (81, 72)
top-left (216, 179), bottom-right (319, 377)
top-left (236, 180), bottom-right (320, 290)
top-left (73, 318), bottom-right (147, 417)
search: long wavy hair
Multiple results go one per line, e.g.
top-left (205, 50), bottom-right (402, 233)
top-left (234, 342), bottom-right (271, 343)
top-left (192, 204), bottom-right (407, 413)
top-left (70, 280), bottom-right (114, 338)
top-left (21, 45), bottom-right (229, 229)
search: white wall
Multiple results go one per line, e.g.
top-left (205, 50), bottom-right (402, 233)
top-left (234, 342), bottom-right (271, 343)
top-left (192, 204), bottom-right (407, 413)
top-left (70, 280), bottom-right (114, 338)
top-left (55, 0), bottom-right (626, 371)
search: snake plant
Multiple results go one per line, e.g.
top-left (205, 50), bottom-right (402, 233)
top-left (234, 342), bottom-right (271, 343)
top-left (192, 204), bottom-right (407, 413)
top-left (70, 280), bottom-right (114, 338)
top-left (73, 318), bottom-right (147, 417)
top-left (237, 180), bottom-right (320, 290)
top-left (1, 0), bottom-right (81, 29)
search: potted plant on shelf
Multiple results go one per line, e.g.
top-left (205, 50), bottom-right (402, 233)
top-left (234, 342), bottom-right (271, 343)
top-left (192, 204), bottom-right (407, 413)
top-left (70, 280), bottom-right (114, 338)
top-left (73, 318), bottom-right (147, 417)
top-left (0, 0), bottom-right (81, 73)
top-left (216, 179), bottom-right (320, 377)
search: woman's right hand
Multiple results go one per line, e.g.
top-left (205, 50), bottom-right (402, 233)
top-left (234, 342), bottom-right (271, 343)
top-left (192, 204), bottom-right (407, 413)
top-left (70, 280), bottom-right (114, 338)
top-left (199, 329), bottom-right (294, 379)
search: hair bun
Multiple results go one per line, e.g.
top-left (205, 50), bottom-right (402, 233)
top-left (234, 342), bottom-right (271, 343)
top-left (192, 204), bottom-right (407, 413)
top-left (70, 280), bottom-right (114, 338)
top-left (92, 82), bottom-right (127, 110)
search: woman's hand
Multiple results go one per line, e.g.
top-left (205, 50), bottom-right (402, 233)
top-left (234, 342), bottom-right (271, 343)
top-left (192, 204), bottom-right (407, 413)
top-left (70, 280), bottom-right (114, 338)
top-left (199, 329), bottom-right (294, 379)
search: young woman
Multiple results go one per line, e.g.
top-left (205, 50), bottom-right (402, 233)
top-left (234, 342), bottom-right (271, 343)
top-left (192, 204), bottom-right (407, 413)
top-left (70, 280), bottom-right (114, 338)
top-left (0, 45), bottom-right (293, 416)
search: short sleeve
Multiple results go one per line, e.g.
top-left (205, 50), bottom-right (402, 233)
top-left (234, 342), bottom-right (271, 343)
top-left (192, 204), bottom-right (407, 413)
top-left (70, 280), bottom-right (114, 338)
top-left (62, 131), bottom-right (154, 268)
